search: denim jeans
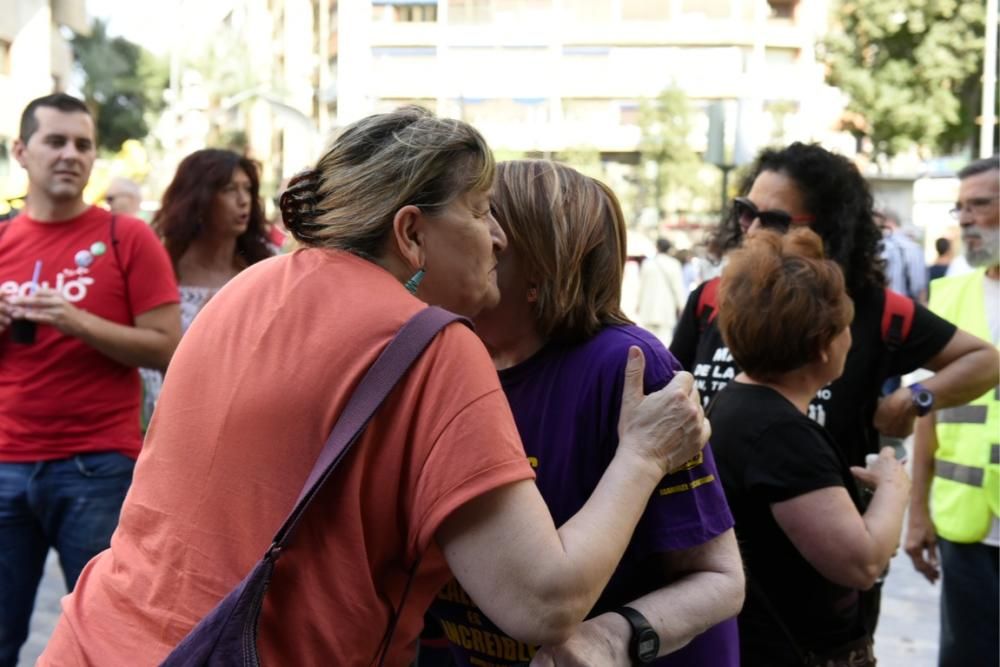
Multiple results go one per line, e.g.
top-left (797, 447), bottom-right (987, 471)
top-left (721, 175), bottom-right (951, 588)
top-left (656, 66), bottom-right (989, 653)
top-left (0, 452), bottom-right (134, 667)
top-left (938, 538), bottom-right (999, 667)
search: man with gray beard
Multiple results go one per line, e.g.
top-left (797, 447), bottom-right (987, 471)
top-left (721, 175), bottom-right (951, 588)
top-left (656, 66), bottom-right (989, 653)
top-left (906, 155), bottom-right (999, 667)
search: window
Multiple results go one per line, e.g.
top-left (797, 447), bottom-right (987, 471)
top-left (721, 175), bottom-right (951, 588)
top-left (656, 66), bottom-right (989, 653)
top-left (619, 102), bottom-right (640, 126)
top-left (373, 98), bottom-right (438, 114)
top-left (679, 0), bottom-right (731, 19)
top-left (397, 4), bottom-right (437, 21)
top-left (459, 98), bottom-right (549, 128)
top-left (621, 0), bottom-right (669, 21)
top-left (767, 0), bottom-right (797, 19)
top-left (562, 0), bottom-right (613, 23)
top-left (373, 1), bottom-right (438, 22)
top-left (449, 0), bottom-right (493, 24)
top-left (765, 47), bottom-right (798, 67)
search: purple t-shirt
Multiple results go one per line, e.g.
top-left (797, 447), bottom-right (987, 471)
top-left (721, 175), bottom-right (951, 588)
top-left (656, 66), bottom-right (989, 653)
top-left (428, 325), bottom-right (737, 666)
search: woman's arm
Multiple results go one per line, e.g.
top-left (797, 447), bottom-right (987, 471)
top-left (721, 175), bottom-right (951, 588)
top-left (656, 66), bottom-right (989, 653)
top-left (527, 529), bottom-right (745, 666)
top-left (875, 329), bottom-right (999, 437)
top-left (436, 349), bottom-right (710, 646)
top-left (905, 413), bottom-right (941, 582)
top-left (770, 447), bottom-right (910, 590)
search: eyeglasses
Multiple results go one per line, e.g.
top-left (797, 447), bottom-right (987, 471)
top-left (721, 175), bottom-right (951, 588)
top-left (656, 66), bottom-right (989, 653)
top-left (949, 196), bottom-right (999, 220)
top-left (732, 197), bottom-right (815, 232)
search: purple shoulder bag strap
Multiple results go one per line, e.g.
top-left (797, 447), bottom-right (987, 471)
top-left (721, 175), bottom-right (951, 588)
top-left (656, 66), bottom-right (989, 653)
top-left (161, 306), bottom-right (468, 667)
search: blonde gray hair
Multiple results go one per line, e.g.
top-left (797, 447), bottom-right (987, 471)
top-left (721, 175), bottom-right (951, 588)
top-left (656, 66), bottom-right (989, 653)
top-left (491, 160), bottom-right (631, 342)
top-left (280, 106), bottom-right (494, 258)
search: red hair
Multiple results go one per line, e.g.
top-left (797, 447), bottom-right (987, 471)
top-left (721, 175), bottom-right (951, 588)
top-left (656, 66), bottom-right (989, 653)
top-left (718, 228), bottom-right (854, 381)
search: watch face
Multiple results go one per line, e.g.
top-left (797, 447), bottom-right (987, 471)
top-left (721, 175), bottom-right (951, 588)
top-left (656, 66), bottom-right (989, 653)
top-left (637, 629), bottom-right (660, 662)
top-left (915, 391), bottom-right (933, 408)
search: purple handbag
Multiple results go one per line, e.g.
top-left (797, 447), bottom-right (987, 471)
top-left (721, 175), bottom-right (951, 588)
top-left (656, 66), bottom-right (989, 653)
top-left (160, 306), bottom-right (467, 667)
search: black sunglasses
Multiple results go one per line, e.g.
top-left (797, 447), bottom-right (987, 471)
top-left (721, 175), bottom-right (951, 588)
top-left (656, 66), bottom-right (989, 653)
top-left (732, 197), bottom-right (814, 232)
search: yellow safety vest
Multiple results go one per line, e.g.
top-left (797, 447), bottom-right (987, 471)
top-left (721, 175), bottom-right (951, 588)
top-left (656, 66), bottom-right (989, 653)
top-left (928, 268), bottom-right (1000, 543)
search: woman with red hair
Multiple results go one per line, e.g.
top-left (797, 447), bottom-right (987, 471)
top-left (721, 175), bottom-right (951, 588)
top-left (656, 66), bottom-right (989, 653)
top-left (710, 228), bottom-right (910, 666)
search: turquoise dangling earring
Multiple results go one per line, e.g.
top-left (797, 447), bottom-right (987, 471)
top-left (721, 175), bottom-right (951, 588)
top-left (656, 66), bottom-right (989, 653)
top-left (404, 268), bottom-right (426, 294)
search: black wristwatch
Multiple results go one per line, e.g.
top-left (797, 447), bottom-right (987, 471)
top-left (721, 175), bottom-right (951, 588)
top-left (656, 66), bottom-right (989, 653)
top-left (909, 382), bottom-right (935, 417)
top-left (612, 606), bottom-right (659, 664)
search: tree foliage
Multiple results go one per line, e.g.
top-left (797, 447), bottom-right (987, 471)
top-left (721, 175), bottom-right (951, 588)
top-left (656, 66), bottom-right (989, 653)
top-left (823, 0), bottom-right (986, 160)
top-left (637, 86), bottom-right (703, 219)
top-left (72, 19), bottom-right (168, 153)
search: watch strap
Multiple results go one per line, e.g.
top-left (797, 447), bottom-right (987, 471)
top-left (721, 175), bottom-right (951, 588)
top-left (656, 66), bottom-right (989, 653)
top-left (909, 382), bottom-right (935, 416)
top-left (612, 606), bottom-right (658, 664)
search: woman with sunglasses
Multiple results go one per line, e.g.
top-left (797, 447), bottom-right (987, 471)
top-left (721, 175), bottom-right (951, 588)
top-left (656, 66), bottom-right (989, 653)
top-left (710, 228), bottom-right (909, 666)
top-left (673, 142), bottom-right (996, 468)
top-left (670, 141), bottom-right (998, 634)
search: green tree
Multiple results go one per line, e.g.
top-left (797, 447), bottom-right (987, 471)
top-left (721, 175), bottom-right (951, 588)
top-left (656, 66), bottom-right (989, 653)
top-left (823, 0), bottom-right (986, 161)
top-left (72, 19), bottom-right (168, 153)
top-left (185, 30), bottom-right (264, 149)
top-left (637, 86), bottom-right (702, 220)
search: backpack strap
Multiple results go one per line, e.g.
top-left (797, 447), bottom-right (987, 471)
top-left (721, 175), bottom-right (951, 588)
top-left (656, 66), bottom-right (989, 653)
top-left (109, 214), bottom-right (136, 323)
top-left (881, 288), bottom-right (914, 352)
top-left (695, 277), bottom-right (722, 333)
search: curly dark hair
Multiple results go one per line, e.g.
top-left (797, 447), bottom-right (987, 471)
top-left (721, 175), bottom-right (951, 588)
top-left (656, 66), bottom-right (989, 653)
top-left (153, 149), bottom-right (272, 272)
top-left (712, 142), bottom-right (885, 296)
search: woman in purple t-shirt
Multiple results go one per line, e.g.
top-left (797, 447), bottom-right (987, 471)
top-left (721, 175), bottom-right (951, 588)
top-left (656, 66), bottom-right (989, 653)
top-left (424, 160), bottom-right (743, 666)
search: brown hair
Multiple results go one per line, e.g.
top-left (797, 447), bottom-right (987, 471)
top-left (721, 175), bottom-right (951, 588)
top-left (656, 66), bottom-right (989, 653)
top-left (279, 106), bottom-right (494, 259)
top-left (153, 149), bottom-right (272, 272)
top-left (718, 228), bottom-right (854, 382)
top-left (19, 93), bottom-right (90, 143)
top-left (491, 160), bottom-right (631, 343)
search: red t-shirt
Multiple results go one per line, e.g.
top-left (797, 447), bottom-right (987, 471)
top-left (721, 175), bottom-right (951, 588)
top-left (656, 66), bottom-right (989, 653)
top-left (39, 249), bottom-right (534, 666)
top-left (0, 206), bottom-right (179, 461)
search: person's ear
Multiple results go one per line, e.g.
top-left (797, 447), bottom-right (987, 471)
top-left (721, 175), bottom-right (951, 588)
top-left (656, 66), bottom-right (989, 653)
top-left (390, 205), bottom-right (425, 270)
top-left (12, 138), bottom-right (27, 168)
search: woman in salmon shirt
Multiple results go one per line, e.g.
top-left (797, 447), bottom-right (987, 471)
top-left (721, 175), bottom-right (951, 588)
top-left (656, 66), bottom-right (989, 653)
top-left (38, 107), bottom-right (709, 666)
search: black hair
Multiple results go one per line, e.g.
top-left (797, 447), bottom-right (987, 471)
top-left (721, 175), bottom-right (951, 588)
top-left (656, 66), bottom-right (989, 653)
top-left (935, 237), bottom-right (951, 257)
top-left (712, 142), bottom-right (885, 296)
top-left (656, 237), bottom-right (672, 254)
top-left (19, 94), bottom-right (91, 143)
top-left (958, 156), bottom-right (1000, 180)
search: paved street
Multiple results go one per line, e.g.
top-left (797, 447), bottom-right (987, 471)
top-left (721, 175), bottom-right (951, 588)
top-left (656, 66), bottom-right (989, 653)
top-left (18, 545), bottom-right (941, 666)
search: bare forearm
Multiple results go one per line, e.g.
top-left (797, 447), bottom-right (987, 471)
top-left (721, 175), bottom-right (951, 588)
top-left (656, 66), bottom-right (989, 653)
top-left (542, 530), bottom-right (745, 664)
top-left (635, 530), bottom-right (743, 656)
top-left (924, 336), bottom-right (999, 408)
top-left (859, 479), bottom-right (909, 579)
top-left (548, 451), bottom-right (669, 621)
top-left (74, 310), bottom-right (178, 369)
top-left (631, 571), bottom-right (742, 656)
top-left (441, 455), bottom-right (671, 647)
top-left (910, 415), bottom-right (938, 507)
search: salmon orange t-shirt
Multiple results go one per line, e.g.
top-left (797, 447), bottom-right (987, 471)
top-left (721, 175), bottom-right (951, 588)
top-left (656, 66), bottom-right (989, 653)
top-left (39, 249), bottom-right (534, 667)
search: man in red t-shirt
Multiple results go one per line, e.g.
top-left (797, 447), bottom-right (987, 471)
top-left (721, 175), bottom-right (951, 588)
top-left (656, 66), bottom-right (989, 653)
top-left (0, 94), bottom-right (181, 666)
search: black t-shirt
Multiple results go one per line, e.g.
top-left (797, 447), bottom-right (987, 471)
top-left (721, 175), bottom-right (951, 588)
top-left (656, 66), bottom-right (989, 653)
top-left (671, 282), bottom-right (957, 467)
top-left (709, 382), bottom-right (864, 666)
